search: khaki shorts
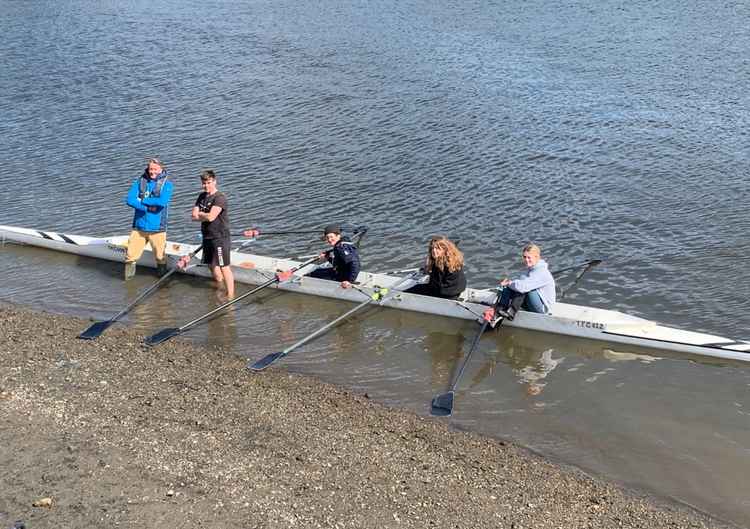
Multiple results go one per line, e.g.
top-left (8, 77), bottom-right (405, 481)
top-left (125, 230), bottom-right (167, 264)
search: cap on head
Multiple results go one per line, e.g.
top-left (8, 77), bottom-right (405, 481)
top-left (323, 224), bottom-right (341, 237)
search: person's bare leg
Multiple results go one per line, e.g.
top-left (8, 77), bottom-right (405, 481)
top-left (210, 265), bottom-right (223, 283)
top-left (221, 265), bottom-right (235, 299)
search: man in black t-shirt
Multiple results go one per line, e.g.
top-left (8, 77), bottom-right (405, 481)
top-left (179, 170), bottom-right (235, 298)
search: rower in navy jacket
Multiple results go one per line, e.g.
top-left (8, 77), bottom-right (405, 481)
top-left (308, 224), bottom-right (361, 288)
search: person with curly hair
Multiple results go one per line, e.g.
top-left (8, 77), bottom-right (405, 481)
top-left (406, 236), bottom-right (466, 300)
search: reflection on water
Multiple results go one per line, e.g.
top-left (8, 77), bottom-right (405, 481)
top-left (514, 349), bottom-right (564, 397)
top-left (424, 330), bottom-right (466, 394)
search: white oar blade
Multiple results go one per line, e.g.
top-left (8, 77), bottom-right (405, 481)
top-left (248, 352), bottom-right (285, 371)
top-left (78, 320), bottom-right (114, 340)
top-left (144, 328), bottom-right (181, 347)
top-left (430, 391), bottom-right (455, 417)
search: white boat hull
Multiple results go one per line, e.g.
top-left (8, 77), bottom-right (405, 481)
top-left (2, 224), bottom-right (749, 362)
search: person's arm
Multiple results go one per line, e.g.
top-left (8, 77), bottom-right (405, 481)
top-left (194, 205), bottom-right (223, 223)
top-left (125, 179), bottom-right (147, 211)
top-left (194, 193), bottom-right (226, 222)
top-left (141, 181), bottom-right (173, 209)
top-left (510, 267), bottom-right (553, 293)
top-left (191, 206), bottom-right (201, 221)
top-left (347, 248), bottom-right (360, 282)
top-left (338, 245), bottom-right (360, 288)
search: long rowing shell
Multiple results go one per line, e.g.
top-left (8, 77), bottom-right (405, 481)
top-left (1, 224), bottom-right (749, 363)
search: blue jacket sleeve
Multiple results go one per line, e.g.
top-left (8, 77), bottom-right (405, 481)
top-left (126, 179), bottom-right (147, 212)
top-left (141, 181), bottom-right (173, 209)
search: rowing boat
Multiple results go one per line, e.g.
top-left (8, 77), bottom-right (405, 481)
top-left (1, 224), bottom-right (749, 363)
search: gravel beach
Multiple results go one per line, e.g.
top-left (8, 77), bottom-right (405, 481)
top-left (0, 304), bottom-right (735, 529)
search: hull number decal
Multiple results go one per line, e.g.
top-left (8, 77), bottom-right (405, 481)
top-left (576, 320), bottom-right (605, 330)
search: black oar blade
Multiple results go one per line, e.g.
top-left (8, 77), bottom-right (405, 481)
top-left (430, 391), bottom-right (455, 417)
top-left (144, 327), bottom-right (181, 347)
top-left (248, 351), bottom-right (286, 372)
top-left (78, 320), bottom-right (115, 340)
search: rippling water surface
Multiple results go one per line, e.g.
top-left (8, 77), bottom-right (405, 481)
top-left (1, 0), bottom-right (749, 525)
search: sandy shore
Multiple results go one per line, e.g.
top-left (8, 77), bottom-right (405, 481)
top-left (0, 304), bottom-right (734, 529)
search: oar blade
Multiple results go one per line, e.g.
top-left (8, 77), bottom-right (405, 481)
top-left (248, 351), bottom-right (286, 371)
top-left (430, 391), bottom-right (455, 417)
top-left (144, 327), bottom-right (181, 347)
top-left (78, 320), bottom-right (115, 340)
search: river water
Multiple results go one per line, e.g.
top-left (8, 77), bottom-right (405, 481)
top-left (1, 0), bottom-right (749, 525)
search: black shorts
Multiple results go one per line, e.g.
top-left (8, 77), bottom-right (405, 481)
top-left (202, 237), bottom-right (231, 267)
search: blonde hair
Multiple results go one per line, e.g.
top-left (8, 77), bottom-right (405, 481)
top-left (522, 243), bottom-right (541, 257)
top-left (426, 236), bottom-right (464, 273)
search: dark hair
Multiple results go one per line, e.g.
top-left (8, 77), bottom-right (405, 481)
top-left (200, 169), bottom-right (216, 182)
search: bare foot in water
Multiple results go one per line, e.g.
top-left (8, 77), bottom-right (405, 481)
top-left (216, 291), bottom-right (234, 304)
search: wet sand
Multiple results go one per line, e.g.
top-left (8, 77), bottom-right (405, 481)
top-left (0, 304), bottom-right (736, 528)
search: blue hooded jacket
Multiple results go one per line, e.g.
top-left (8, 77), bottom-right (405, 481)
top-left (126, 170), bottom-right (173, 233)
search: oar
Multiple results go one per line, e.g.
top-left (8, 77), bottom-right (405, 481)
top-left (248, 270), bottom-right (423, 371)
top-left (231, 225), bottom-right (368, 237)
top-left (78, 245), bottom-right (204, 340)
top-left (430, 291), bottom-right (504, 417)
top-left (559, 259), bottom-right (603, 299)
top-left (143, 253), bottom-right (321, 346)
top-left (551, 259), bottom-right (602, 277)
top-left (233, 238), bottom-right (256, 251)
top-left (381, 267), bottom-right (421, 275)
top-left (232, 230), bottom-right (320, 236)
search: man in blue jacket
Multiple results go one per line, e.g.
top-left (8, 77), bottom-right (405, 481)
top-left (124, 157), bottom-right (173, 279)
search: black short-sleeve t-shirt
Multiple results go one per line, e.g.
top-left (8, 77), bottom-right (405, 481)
top-left (195, 191), bottom-right (230, 240)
